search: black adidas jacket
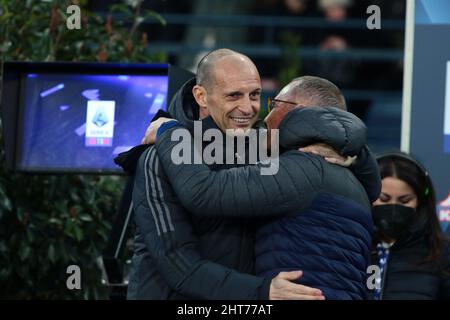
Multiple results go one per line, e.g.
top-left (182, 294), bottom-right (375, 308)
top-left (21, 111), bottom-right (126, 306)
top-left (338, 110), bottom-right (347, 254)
top-left (127, 79), bottom-right (271, 299)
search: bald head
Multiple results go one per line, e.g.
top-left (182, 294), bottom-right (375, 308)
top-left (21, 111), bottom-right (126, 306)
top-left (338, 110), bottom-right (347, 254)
top-left (278, 76), bottom-right (347, 110)
top-left (196, 49), bottom-right (257, 92)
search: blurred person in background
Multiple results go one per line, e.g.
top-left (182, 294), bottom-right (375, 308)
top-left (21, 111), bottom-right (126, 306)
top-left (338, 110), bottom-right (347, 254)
top-left (306, 0), bottom-right (355, 87)
top-left (319, 0), bottom-right (351, 20)
top-left (371, 152), bottom-right (450, 299)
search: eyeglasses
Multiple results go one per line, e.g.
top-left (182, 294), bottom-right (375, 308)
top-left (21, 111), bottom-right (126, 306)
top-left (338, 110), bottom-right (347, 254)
top-left (267, 97), bottom-right (298, 111)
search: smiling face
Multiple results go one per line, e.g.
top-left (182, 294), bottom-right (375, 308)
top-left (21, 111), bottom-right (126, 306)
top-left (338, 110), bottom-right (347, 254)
top-left (373, 176), bottom-right (418, 210)
top-left (193, 55), bottom-right (261, 131)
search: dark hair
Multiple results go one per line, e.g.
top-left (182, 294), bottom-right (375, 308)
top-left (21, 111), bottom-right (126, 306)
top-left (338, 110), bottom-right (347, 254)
top-left (377, 152), bottom-right (444, 264)
top-left (289, 76), bottom-right (347, 110)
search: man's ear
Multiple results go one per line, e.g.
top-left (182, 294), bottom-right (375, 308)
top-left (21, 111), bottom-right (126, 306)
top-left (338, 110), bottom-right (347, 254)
top-left (192, 85), bottom-right (208, 118)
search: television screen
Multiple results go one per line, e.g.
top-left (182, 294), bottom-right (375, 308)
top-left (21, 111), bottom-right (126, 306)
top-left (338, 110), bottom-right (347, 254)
top-left (18, 73), bottom-right (169, 173)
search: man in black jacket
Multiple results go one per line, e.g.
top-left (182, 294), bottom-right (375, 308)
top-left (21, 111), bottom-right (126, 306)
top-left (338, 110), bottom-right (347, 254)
top-left (128, 48), bottom-right (326, 299)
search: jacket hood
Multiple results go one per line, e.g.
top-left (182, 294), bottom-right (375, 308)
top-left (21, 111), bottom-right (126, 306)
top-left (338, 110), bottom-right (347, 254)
top-left (278, 106), bottom-right (367, 156)
top-left (168, 78), bottom-right (199, 130)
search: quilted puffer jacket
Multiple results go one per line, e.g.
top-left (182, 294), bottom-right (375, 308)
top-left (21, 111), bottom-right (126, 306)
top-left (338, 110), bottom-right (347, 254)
top-left (154, 106), bottom-right (380, 300)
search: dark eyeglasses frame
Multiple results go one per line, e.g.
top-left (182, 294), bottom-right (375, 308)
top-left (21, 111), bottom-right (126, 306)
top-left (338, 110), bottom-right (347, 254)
top-left (267, 97), bottom-right (298, 111)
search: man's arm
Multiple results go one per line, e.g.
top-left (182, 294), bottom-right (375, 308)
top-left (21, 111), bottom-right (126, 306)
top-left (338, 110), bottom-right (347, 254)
top-left (349, 145), bottom-right (382, 202)
top-left (154, 127), bottom-right (322, 218)
top-left (298, 143), bottom-right (381, 203)
top-left (133, 146), bottom-right (267, 299)
top-left (133, 146), bottom-right (324, 299)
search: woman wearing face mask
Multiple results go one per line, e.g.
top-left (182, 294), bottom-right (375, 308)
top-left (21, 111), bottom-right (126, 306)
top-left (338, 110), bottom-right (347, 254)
top-left (371, 152), bottom-right (450, 299)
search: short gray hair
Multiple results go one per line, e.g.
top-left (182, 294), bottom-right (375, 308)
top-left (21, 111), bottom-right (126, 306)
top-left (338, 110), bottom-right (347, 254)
top-left (289, 76), bottom-right (347, 110)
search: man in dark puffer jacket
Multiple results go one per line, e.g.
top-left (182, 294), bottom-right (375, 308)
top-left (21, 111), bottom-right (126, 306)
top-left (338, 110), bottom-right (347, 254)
top-left (151, 77), bottom-right (380, 300)
top-left (128, 50), bottom-right (333, 299)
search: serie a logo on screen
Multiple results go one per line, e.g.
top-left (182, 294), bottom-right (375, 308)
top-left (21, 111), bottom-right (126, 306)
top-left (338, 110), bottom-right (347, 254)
top-left (85, 100), bottom-right (116, 147)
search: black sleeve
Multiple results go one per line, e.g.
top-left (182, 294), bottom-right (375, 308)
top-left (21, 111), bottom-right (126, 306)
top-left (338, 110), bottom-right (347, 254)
top-left (154, 127), bottom-right (323, 218)
top-left (349, 145), bottom-right (382, 203)
top-left (440, 270), bottom-right (450, 300)
top-left (438, 243), bottom-right (450, 299)
top-left (133, 146), bottom-right (271, 299)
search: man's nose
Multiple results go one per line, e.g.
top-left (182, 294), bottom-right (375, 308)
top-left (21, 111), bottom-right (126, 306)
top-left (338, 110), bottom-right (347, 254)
top-left (238, 96), bottom-right (256, 115)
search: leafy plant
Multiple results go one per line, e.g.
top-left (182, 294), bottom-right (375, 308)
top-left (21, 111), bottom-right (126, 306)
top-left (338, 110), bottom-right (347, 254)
top-left (278, 31), bottom-right (302, 88)
top-left (0, 0), bottom-right (166, 299)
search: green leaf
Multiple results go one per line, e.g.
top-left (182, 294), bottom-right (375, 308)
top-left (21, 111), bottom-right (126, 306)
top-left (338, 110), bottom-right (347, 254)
top-left (48, 244), bottom-right (56, 263)
top-left (26, 229), bottom-right (35, 242)
top-left (16, 207), bottom-right (24, 223)
top-left (58, 241), bottom-right (69, 263)
top-left (110, 4), bottom-right (132, 18)
top-left (64, 218), bottom-right (74, 236)
top-left (0, 184), bottom-right (12, 219)
top-left (0, 40), bottom-right (12, 53)
top-left (144, 10), bottom-right (166, 26)
top-left (69, 189), bottom-right (80, 202)
top-left (96, 228), bottom-right (108, 242)
top-left (74, 226), bottom-right (83, 242)
top-left (19, 246), bottom-right (31, 261)
top-left (48, 217), bottom-right (62, 225)
top-left (135, 16), bottom-right (145, 26)
top-left (54, 201), bottom-right (68, 214)
top-left (126, 0), bottom-right (141, 9)
top-left (25, 0), bottom-right (33, 8)
top-left (79, 214), bottom-right (93, 222)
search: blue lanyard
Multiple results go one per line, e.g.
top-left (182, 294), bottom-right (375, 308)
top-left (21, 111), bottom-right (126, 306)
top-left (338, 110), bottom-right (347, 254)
top-left (373, 243), bottom-right (390, 300)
